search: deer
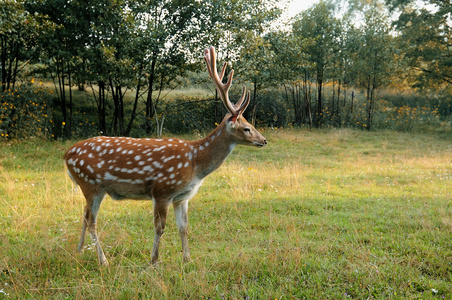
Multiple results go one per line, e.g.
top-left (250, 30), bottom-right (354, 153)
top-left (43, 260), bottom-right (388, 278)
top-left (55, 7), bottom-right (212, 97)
top-left (64, 46), bottom-right (267, 266)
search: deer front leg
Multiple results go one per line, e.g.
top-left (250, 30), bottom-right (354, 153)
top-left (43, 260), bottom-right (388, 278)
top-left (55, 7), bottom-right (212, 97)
top-left (88, 223), bottom-right (109, 266)
top-left (151, 203), bottom-right (169, 265)
top-left (174, 200), bottom-right (191, 262)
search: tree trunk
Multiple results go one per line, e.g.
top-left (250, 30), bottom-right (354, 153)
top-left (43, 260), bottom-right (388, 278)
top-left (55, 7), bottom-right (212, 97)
top-left (56, 59), bottom-right (68, 138)
top-left (125, 63), bottom-right (144, 136)
top-left (96, 81), bottom-right (107, 135)
top-left (145, 54), bottom-right (157, 134)
top-left (1, 37), bottom-right (6, 92)
top-left (306, 72), bottom-right (313, 129)
top-left (316, 72), bottom-right (323, 127)
top-left (68, 64), bottom-right (73, 138)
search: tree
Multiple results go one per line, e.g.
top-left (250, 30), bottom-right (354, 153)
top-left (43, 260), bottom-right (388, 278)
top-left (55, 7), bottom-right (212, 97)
top-left (130, 0), bottom-right (203, 135)
top-left (387, 0), bottom-right (451, 89)
top-left (236, 35), bottom-right (274, 125)
top-left (26, 0), bottom-right (95, 138)
top-left (0, 1), bottom-right (50, 92)
top-left (196, 0), bottom-right (282, 124)
top-left (353, 4), bottom-right (396, 130)
top-left (268, 30), bottom-right (313, 127)
top-left (292, 1), bottom-right (341, 127)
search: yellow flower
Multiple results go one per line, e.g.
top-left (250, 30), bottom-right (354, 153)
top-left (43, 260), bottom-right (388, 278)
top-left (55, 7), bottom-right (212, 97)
top-left (62, 122), bottom-right (66, 126)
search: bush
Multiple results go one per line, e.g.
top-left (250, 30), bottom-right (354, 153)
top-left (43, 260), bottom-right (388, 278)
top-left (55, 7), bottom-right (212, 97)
top-left (161, 90), bottom-right (292, 134)
top-left (0, 84), bottom-right (54, 139)
top-left (252, 90), bottom-right (292, 128)
top-left (373, 105), bottom-right (445, 132)
top-left (162, 96), bottom-right (219, 134)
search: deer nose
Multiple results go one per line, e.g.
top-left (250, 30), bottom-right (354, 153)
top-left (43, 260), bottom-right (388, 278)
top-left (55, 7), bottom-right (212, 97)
top-left (263, 139), bottom-right (267, 145)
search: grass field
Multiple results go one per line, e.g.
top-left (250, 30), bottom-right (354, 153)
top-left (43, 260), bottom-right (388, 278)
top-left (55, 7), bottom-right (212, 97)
top-left (0, 128), bottom-right (451, 299)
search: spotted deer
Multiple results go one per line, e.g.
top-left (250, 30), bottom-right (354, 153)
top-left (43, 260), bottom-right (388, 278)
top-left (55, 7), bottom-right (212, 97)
top-left (64, 46), bottom-right (267, 266)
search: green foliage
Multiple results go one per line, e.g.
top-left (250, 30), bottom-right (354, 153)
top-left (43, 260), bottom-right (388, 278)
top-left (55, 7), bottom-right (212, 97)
top-left (389, 0), bottom-right (452, 88)
top-left (2, 0), bottom-right (451, 139)
top-left (0, 0), bottom-right (54, 91)
top-left (374, 105), bottom-right (444, 131)
top-left (252, 89), bottom-right (292, 128)
top-left (0, 84), bottom-right (54, 139)
top-left (162, 97), bottom-right (218, 134)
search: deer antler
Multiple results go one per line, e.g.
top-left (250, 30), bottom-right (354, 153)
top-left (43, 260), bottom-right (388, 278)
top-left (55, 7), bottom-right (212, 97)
top-left (204, 46), bottom-right (250, 116)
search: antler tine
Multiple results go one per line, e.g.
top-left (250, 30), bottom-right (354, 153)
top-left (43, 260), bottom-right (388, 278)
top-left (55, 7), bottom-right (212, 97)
top-left (236, 90), bottom-right (251, 115)
top-left (234, 86), bottom-right (247, 111)
top-left (219, 62), bottom-right (227, 81)
top-left (204, 46), bottom-right (237, 115)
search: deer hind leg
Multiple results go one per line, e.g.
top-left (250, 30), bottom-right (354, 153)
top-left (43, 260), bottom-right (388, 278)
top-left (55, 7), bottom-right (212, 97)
top-left (89, 191), bottom-right (108, 265)
top-left (77, 205), bottom-right (89, 253)
top-left (151, 202), bottom-right (170, 265)
top-left (173, 200), bottom-right (191, 262)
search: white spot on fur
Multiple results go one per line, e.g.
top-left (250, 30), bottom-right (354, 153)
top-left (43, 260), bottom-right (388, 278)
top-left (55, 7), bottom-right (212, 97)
top-left (155, 145), bottom-right (166, 152)
top-left (152, 161), bottom-right (163, 168)
top-left (104, 173), bottom-right (117, 182)
top-left (164, 156), bottom-right (175, 163)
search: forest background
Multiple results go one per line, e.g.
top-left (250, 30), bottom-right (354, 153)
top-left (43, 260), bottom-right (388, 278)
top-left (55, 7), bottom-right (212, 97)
top-left (1, 0), bottom-right (451, 139)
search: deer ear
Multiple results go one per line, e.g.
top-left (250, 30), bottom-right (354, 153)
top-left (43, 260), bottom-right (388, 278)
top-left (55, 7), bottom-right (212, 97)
top-left (227, 114), bottom-right (238, 128)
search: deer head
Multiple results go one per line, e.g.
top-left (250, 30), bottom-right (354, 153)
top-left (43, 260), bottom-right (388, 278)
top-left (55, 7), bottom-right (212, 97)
top-left (204, 46), bottom-right (266, 148)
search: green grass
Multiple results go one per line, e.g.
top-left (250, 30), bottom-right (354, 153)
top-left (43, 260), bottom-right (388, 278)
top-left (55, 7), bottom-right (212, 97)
top-left (0, 129), bottom-right (451, 299)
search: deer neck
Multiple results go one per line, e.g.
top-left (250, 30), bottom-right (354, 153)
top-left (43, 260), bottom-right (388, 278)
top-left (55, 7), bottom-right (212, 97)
top-left (190, 121), bottom-right (236, 179)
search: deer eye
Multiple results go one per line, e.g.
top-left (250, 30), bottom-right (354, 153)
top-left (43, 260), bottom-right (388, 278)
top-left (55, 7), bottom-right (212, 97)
top-left (244, 128), bottom-right (251, 133)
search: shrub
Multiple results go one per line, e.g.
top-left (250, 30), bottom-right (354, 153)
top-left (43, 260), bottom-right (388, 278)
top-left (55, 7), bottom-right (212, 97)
top-left (373, 105), bottom-right (445, 132)
top-left (252, 90), bottom-right (292, 128)
top-left (162, 96), bottom-right (219, 134)
top-left (0, 84), bottom-right (54, 139)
